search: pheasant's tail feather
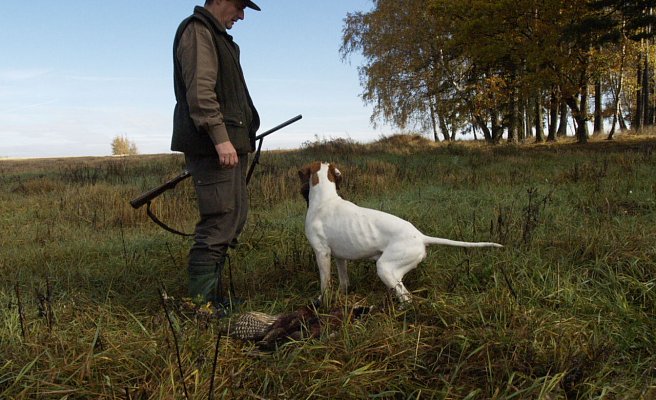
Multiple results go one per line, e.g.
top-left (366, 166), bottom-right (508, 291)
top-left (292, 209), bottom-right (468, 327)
top-left (232, 311), bottom-right (278, 340)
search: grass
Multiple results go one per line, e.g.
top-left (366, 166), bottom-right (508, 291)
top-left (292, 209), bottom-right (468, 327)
top-left (1, 133), bottom-right (655, 399)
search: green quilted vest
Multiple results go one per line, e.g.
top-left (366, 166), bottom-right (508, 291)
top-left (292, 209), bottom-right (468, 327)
top-left (171, 6), bottom-right (260, 156)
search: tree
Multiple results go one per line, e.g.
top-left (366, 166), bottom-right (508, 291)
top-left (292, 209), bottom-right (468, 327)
top-left (341, 0), bottom-right (655, 145)
top-left (589, 0), bottom-right (656, 133)
top-left (340, 0), bottom-right (428, 133)
top-left (111, 135), bottom-right (139, 156)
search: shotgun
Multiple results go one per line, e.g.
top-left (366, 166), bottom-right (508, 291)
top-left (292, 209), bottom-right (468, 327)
top-left (129, 114), bottom-right (302, 236)
top-left (129, 114), bottom-right (302, 210)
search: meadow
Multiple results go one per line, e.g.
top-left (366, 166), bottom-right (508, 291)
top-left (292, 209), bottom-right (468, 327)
top-left (1, 134), bottom-right (655, 399)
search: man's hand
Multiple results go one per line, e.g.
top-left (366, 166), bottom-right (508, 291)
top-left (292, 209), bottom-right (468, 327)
top-left (215, 141), bottom-right (238, 168)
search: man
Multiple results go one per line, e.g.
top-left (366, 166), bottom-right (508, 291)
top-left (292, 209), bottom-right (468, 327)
top-left (171, 0), bottom-right (261, 307)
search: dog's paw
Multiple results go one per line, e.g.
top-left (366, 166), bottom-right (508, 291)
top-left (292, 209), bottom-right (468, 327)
top-left (396, 300), bottom-right (413, 312)
top-left (311, 297), bottom-right (322, 309)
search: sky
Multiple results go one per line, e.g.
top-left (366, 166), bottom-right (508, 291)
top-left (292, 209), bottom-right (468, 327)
top-left (0, 1), bottom-right (396, 158)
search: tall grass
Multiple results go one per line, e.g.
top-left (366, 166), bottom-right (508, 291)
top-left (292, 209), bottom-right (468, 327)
top-left (1, 134), bottom-right (655, 399)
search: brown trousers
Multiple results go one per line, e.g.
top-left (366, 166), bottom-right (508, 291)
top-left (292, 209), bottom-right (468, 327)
top-left (185, 154), bottom-right (249, 264)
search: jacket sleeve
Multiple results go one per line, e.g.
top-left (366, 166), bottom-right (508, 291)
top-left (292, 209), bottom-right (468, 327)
top-left (176, 20), bottom-right (229, 145)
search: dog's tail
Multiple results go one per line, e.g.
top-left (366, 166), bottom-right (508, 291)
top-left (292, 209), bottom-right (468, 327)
top-left (423, 236), bottom-right (503, 248)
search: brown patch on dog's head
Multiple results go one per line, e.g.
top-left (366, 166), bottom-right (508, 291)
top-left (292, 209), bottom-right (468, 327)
top-left (298, 161), bottom-right (322, 206)
top-left (298, 161), bottom-right (342, 206)
top-left (327, 163), bottom-right (342, 190)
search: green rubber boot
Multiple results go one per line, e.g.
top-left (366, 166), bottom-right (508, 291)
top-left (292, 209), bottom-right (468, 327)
top-left (188, 261), bottom-right (219, 305)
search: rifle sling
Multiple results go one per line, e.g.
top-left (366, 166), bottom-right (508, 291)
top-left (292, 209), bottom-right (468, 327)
top-left (145, 138), bottom-right (262, 238)
top-left (139, 114), bottom-right (302, 302)
top-left (143, 137), bottom-right (268, 301)
top-left (146, 200), bottom-right (239, 299)
top-left (146, 201), bottom-right (194, 237)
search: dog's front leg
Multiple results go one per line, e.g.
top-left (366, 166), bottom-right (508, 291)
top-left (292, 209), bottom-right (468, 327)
top-left (335, 258), bottom-right (349, 294)
top-left (313, 248), bottom-right (332, 299)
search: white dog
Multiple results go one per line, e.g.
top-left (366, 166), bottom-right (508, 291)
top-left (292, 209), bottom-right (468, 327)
top-left (298, 161), bottom-right (503, 303)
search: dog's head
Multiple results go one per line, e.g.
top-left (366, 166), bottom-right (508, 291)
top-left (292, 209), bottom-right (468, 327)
top-left (298, 161), bottom-right (342, 206)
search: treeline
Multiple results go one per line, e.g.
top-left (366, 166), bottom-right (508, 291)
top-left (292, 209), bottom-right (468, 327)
top-left (341, 0), bottom-right (656, 143)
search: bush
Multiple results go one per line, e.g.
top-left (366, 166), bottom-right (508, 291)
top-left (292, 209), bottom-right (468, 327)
top-left (111, 135), bottom-right (139, 156)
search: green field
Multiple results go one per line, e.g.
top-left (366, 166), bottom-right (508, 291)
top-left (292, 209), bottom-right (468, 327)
top-left (1, 135), bottom-right (655, 399)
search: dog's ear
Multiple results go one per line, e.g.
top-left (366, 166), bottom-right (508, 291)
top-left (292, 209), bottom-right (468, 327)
top-left (298, 167), bottom-right (309, 183)
top-left (298, 165), bottom-right (312, 206)
top-left (328, 164), bottom-right (342, 190)
top-left (298, 162), bottom-right (319, 183)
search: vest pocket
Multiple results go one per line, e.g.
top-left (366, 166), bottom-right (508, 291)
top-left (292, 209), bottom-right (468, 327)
top-left (223, 112), bottom-right (251, 154)
top-left (223, 113), bottom-right (245, 127)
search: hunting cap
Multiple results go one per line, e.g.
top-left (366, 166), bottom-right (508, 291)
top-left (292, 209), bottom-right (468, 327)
top-left (243, 0), bottom-right (261, 11)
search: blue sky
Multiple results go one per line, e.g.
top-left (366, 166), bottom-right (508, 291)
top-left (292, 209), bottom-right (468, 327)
top-left (0, 1), bottom-right (394, 158)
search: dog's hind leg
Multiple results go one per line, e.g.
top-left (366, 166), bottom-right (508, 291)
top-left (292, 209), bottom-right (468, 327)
top-left (335, 258), bottom-right (349, 294)
top-left (376, 243), bottom-right (425, 303)
top-left (376, 261), bottom-right (413, 303)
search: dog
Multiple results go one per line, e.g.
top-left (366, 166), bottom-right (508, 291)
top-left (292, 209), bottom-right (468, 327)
top-left (298, 161), bottom-right (503, 303)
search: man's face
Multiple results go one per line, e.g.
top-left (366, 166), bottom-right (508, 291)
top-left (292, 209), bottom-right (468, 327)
top-left (218, 0), bottom-right (246, 30)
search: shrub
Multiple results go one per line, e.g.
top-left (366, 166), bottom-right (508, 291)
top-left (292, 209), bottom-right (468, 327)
top-left (111, 135), bottom-right (139, 156)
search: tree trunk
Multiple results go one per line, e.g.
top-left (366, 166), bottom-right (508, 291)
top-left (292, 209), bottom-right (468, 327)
top-left (618, 101), bottom-right (628, 131)
top-left (475, 115), bottom-right (493, 142)
top-left (489, 109), bottom-right (502, 143)
top-left (437, 112), bottom-right (450, 141)
top-left (508, 86), bottom-right (518, 143)
top-left (579, 88), bottom-right (590, 143)
top-left (535, 94), bottom-right (545, 143)
top-left (491, 109), bottom-right (503, 143)
top-left (566, 91), bottom-right (589, 144)
top-left (524, 97), bottom-right (532, 140)
top-left (634, 53), bottom-right (644, 131)
top-left (569, 54), bottom-right (590, 144)
top-left (547, 88), bottom-right (558, 141)
top-left (608, 41), bottom-right (626, 140)
top-left (518, 96), bottom-right (527, 141)
top-left (643, 50), bottom-right (651, 127)
top-left (557, 99), bottom-right (568, 137)
top-left (609, 105), bottom-right (618, 140)
top-left (428, 96), bottom-right (440, 142)
top-left (593, 79), bottom-right (603, 135)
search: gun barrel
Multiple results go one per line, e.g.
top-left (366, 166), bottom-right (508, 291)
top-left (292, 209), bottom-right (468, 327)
top-left (129, 170), bottom-right (191, 209)
top-left (254, 114), bottom-right (302, 141)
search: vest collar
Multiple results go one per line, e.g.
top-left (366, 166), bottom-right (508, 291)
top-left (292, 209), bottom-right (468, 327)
top-left (193, 6), bottom-right (231, 37)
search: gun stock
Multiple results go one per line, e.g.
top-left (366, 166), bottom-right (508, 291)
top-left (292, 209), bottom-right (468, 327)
top-left (129, 170), bottom-right (191, 209)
